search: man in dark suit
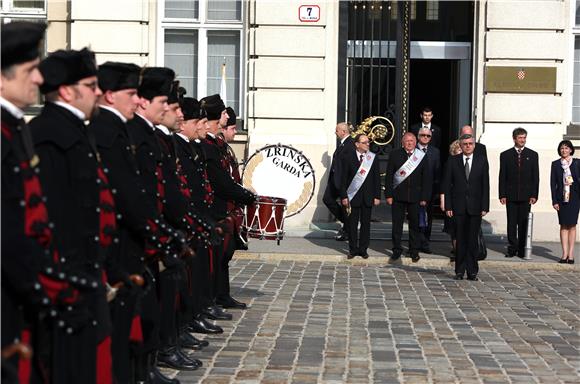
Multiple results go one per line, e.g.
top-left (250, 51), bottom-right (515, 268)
top-left (416, 127), bottom-right (441, 253)
top-left (410, 106), bottom-right (441, 149)
top-left (443, 134), bottom-right (490, 281)
top-left (385, 132), bottom-right (432, 262)
top-left (323, 122), bottom-right (355, 240)
top-left (339, 134), bottom-right (381, 259)
top-left (499, 128), bottom-right (539, 258)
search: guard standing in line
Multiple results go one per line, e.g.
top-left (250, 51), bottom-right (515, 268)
top-left (177, 98), bottom-right (227, 335)
top-left (91, 62), bottom-right (188, 383)
top-left (200, 94), bottom-right (256, 317)
top-left (1, 22), bottom-right (90, 384)
top-left (216, 106), bottom-right (249, 309)
top-left (30, 48), bottom-right (115, 384)
top-left (127, 67), bottom-right (191, 384)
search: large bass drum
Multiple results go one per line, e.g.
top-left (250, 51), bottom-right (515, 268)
top-left (242, 144), bottom-right (315, 218)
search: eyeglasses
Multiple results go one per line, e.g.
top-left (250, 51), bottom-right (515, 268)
top-left (462, 142), bottom-right (475, 146)
top-left (418, 134), bottom-right (432, 138)
top-left (75, 81), bottom-right (98, 91)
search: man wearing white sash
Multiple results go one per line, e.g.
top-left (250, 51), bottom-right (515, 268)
top-left (385, 132), bottom-right (432, 262)
top-left (340, 134), bottom-right (381, 259)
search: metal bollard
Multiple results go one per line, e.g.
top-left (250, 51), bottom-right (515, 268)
top-left (524, 212), bottom-right (533, 260)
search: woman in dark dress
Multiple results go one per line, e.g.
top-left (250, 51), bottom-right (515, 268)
top-left (550, 140), bottom-right (580, 264)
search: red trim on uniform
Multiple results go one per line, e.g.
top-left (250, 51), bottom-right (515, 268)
top-left (155, 165), bottom-right (165, 214)
top-left (223, 233), bottom-right (231, 255)
top-left (208, 246), bottom-right (214, 275)
top-left (129, 315), bottom-right (144, 343)
top-left (1, 121), bottom-right (12, 139)
top-left (97, 167), bottom-right (117, 247)
top-left (96, 336), bottom-right (113, 384)
top-left (17, 329), bottom-right (31, 384)
top-left (37, 273), bottom-right (78, 304)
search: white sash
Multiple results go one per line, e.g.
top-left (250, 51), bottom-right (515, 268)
top-left (347, 152), bottom-right (376, 201)
top-left (393, 148), bottom-right (425, 189)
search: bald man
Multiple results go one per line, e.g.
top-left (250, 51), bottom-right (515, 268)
top-left (460, 125), bottom-right (487, 159)
top-left (324, 122), bottom-right (355, 240)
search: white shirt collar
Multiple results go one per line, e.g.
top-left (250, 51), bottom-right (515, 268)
top-left (135, 112), bottom-right (155, 131)
top-left (194, 139), bottom-right (201, 143)
top-left (418, 144), bottom-right (428, 150)
top-left (156, 124), bottom-right (171, 135)
top-left (340, 135), bottom-right (348, 145)
top-left (207, 132), bottom-right (216, 139)
top-left (422, 122), bottom-right (431, 129)
top-left (514, 146), bottom-right (525, 152)
top-left (99, 105), bottom-right (127, 123)
top-left (53, 101), bottom-right (86, 121)
top-left (463, 153), bottom-right (473, 163)
top-left (356, 150), bottom-right (367, 157)
top-left (176, 132), bottom-right (189, 142)
top-left (0, 97), bottom-right (24, 119)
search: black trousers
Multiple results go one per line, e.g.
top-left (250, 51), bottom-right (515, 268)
top-left (419, 200), bottom-right (434, 248)
top-left (217, 232), bottom-right (236, 300)
top-left (506, 201), bottom-right (530, 256)
top-left (455, 214), bottom-right (482, 277)
top-left (391, 201), bottom-right (420, 254)
top-left (347, 205), bottom-right (372, 253)
top-left (323, 183), bottom-right (345, 224)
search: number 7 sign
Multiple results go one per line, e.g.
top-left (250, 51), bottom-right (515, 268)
top-left (299, 5), bottom-right (320, 22)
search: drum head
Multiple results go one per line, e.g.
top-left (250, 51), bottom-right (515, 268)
top-left (242, 144), bottom-right (315, 217)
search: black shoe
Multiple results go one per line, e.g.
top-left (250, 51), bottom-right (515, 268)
top-left (391, 251), bottom-right (402, 260)
top-left (359, 251), bottom-right (369, 259)
top-left (411, 253), bottom-right (420, 263)
top-left (453, 274), bottom-right (464, 280)
top-left (347, 251), bottom-right (357, 260)
top-left (203, 305), bottom-right (233, 321)
top-left (505, 250), bottom-right (517, 258)
top-left (157, 348), bottom-right (199, 371)
top-left (179, 332), bottom-right (204, 350)
top-left (217, 296), bottom-right (247, 310)
top-left (558, 258), bottom-right (568, 264)
top-left (466, 275), bottom-right (478, 281)
top-left (420, 247), bottom-right (432, 254)
top-left (335, 233), bottom-right (348, 241)
top-left (175, 348), bottom-right (202, 368)
top-left (149, 366), bottom-right (180, 384)
top-left (187, 317), bottom-right (223, 334)
top-left (450, 257), bottom-right (456, 263)
top-left (568, 259), bottom-right (575, 264)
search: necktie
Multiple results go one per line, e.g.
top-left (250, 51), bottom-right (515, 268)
top-left (465, 157), bottom-right (471, 180)
top-left (359, 154), bottom-right (364, 164)
top-left (517, 148), bottom-right (522, 168)
top-left (422, 147), bottom-right (427, 153)
top-left (408, 152), bottom-right (413, 158)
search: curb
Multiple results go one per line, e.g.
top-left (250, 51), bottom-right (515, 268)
top-left (234, 252), bottom-right (577, 271)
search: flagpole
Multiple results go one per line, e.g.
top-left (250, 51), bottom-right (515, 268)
top-left (220, 57), bottom-right (227, 104)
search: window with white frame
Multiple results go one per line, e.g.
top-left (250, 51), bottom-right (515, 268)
top-left (1, 0), bottom-right (46, 17)
top-left (161, 0), bottom-right (243, 119)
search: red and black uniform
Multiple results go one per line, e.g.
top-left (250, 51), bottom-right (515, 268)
top-left (173, 134), bottom-right (217, 318)
top-left (2, 104), bottom-right (98, 384)
top-left (29, 102), bottom-right (116, 384)
top-left (91, 107), bottom-right (185, 383)
top-left (154, 127), bottom-right (213, 347)
top-left (201, 133), bottom-right (255, 303)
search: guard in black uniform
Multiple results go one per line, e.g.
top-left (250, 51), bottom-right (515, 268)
top-left (1, 22), bottom-right (93, 384)
top-left (30, 48), bottom-right (115, 384)
top-left (127, 67), bottom-right (196, 383)
top-left (91, 62), bottom-right (191, 383)
top-left (200, 95), bottom-right (256, 315)
top-left (176, 98), bottom-right (227, 335)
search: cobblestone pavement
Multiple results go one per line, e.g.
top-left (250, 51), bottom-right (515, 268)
top-left (172, 260), bottom-right (579, 384)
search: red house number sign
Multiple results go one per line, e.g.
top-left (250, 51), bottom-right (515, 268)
top-left (299, 5), bottom-right (320, 22)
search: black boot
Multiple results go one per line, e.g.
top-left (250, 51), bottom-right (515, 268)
top-left (149, 352), bottom-right (180, 384)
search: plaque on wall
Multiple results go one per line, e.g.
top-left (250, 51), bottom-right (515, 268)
top-left (485, 66), bottom-right (557, 94)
